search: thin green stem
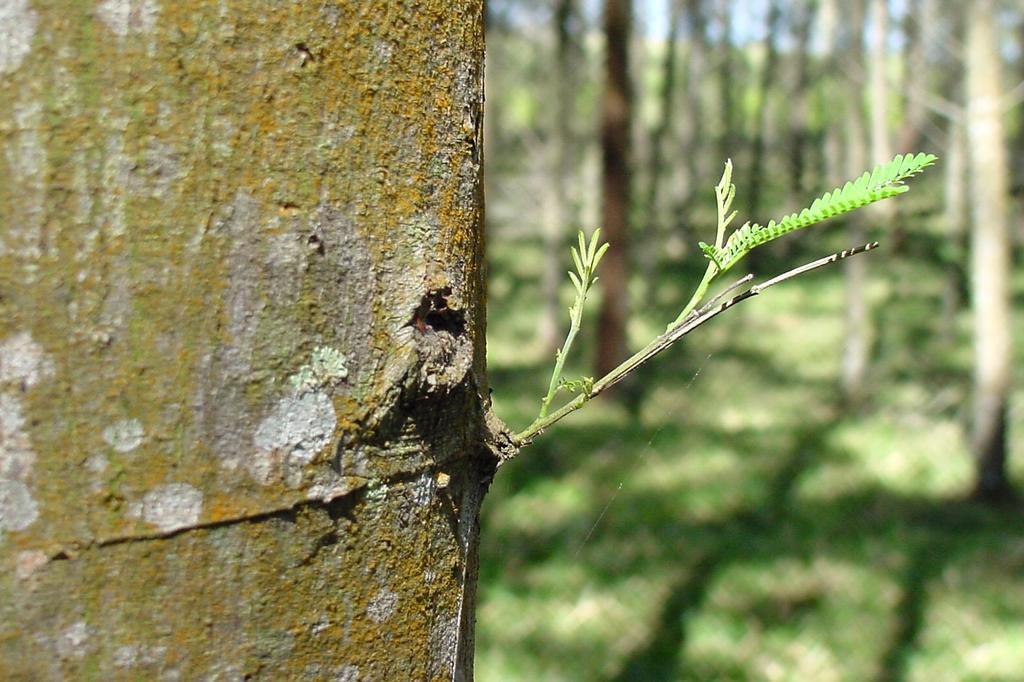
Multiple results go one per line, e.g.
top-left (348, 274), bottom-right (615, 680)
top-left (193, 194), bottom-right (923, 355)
top-left (670, 261), bottom-right (717, 329)
top-left (539, 321), bottom-right (580, 418)
top-left (536, 229), bottom-right (608, 419)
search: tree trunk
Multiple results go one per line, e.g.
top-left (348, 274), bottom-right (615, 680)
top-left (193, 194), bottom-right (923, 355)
top-left (716, 0), bottom-right (737, 163)
top-left (941, 117), bottom-right (968, 341)
top-left (745, 0), bottom-right (782, 221)
top-left (1015, 8), bottom-right (1024, 198)
top-left (896, 0), bottom-right (937, 152)
top-left (868, 0), bottom-right (893, 174)
top-left (839, 0), bottom-right (871, 405)
top-left (787, 0), bottom-right (820, 200)
top-left (816, 0), bottom-right (841, 193)
top-left (596, 0), bottom-right (633, 378)
top-left (0, 2), bottom-right (502, 679)
top-left (539, 0), bottom-right (582, 352)
top-left (937, 0), bottom-right (968, 341)
top-left (965, 0), bottom-right (1014, 501)
top-left (639, 0), bottom-right (681, 269)
top-left (667, 0), bottom-right (710, 245)
top-left (680, 0), bottom-right (709, 216)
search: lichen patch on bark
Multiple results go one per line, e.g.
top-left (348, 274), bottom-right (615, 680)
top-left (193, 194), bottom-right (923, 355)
top-left (101, 419), bottom-right (145, 453)
top-left (252, 391), bottom-right (338, 485)
top-left (127, 483), bottom-right (203, 532)
top-left (0, 332), bottom-right (54, 388)
top-left (0, 333), bottom-right (52, 536)
top-left (0, 478), bottom-right (39, 532)
top-left (0, 0), bottom-right (37, 75)
top-left (95, 0), bottom-right (159, 38)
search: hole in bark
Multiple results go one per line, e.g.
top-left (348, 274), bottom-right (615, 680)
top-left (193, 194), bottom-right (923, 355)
top-left (306, 233), bottom-right (325, 255)
top-left (294, 42), bottom-right (316, 66)
top-left (409, 287), bottom-right (465, 337)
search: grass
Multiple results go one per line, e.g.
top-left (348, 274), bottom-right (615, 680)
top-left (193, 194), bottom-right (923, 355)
top-left (478, 216), bottom-right (1024, 681)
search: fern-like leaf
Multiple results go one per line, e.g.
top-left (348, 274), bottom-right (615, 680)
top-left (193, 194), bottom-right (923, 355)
top-left (704, 152), bottom-right (937, 272)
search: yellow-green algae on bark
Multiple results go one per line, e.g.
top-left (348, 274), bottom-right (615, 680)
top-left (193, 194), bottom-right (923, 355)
top-left (1, 1), bottom-right (491, 678)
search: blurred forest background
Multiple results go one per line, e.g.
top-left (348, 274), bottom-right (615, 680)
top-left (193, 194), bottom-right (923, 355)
top-left (478, 0), bottom-right (1024, 679)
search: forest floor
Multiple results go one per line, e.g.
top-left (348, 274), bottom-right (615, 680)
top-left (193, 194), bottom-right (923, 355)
top-left (478, 211), bottom-right (1024, 681)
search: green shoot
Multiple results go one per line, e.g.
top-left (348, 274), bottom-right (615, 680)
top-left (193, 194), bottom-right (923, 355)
top-left (671, 152), bottom-right (937, 328)
top-left (539, 229), bottom-right (609, 418)
top-left (672, 158), bottom-right (743, 326)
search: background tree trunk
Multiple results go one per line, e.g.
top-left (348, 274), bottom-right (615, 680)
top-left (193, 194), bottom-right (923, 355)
top-left (839, 0), bottom-right (871, 405)
top-left (639, 0), bottom-right (681, 269)
top-left (681, 0), bottom-right (709, 214)
top-left (965, 0), bottom-right (1014, 501)
top-left (941, 117), bottom-right (969, 341)
top-left (787, 0), bottom-right (820, 201)
top-left (715, 0), bottom-right (737, 163)
top-left (0, 2), bottom-right (497, 679)
top-left (868, 0), bottom-right (894, 184)
top-left (539, 0), bottom-right (582, 352)
top-left (596, 0), bottom-right (633, 378)
top-left (897, 0), bottom-right (937, 152)
top-left (816, 0), bottom-right (842, 193)
top-left (745, 0), bottom-right (782, 221)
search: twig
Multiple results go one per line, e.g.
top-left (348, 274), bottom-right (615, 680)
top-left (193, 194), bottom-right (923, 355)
top-left (749, 242), bottom-right (878, 292)
top-left (696, 273), bottom-right (755, 317)
top-left (512, 241), bottom-right (880, 445)
top-left (675, 274), bottom-right (753, 328)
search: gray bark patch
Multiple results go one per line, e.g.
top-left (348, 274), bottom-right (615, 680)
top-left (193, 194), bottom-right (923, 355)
top-left (0, 479), bottom-right (39, 531)
top-left (0, 0), bottom-right (37, 75)
top-left (251, 391), bottom-right (337, 485)
top-left (129, 483), bottom-right (203, 532)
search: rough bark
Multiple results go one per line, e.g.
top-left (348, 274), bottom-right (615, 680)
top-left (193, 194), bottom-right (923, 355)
top-left (0, 2), bottom-right (501, 679)
top-left (965, 0), bottom-right (1014, 501)
top-left (595, 0), bottom-right (633, 378)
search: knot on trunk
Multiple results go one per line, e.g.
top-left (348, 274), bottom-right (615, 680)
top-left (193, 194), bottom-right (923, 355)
top-left (405, 287), bottom-right (472, 397)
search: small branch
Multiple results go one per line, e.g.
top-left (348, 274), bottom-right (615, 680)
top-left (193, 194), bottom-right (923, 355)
top-left (513, 241), bottom-right (880, 445)
top-left (675, 273), bottom-right (755, 328)
top-left (697, 273), bottom-right (754, 316)
top-left (749, 241), bottom-right (878, 292)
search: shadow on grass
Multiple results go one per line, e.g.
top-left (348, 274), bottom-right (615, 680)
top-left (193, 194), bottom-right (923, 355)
top-left (874, 543), bottom-right (937, 682)
top-left (610, 420), bottom-right (834, 681)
